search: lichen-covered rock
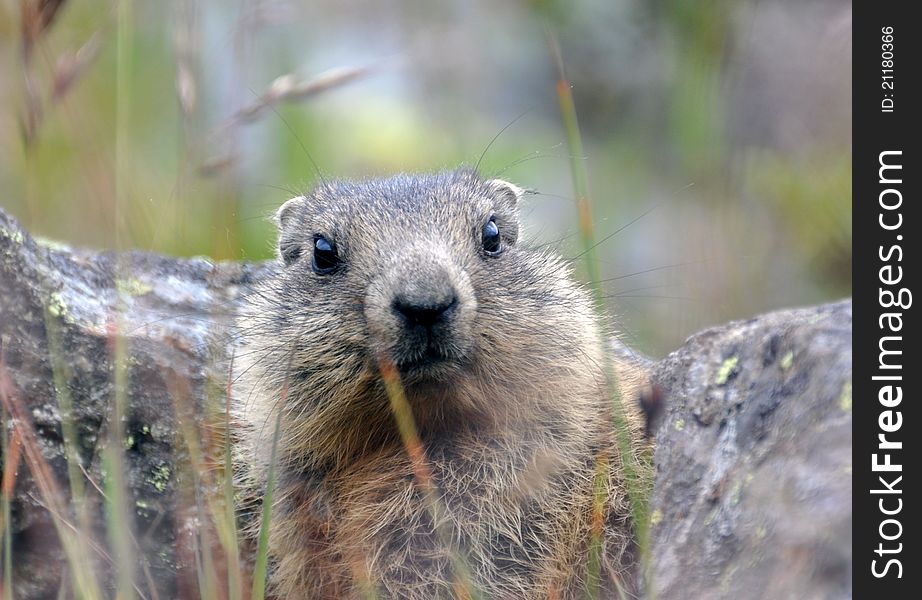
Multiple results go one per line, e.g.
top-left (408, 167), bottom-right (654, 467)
top-left (1, 207), bottom-right (264, 598)
top-left (647, 300), bottom-right (852, 599)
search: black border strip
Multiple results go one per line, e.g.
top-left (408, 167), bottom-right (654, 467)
top-left (853, 3), bottom-right (918, 596)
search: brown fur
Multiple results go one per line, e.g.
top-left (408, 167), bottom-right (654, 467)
top-left (234, 169), bottom-right (651, 599)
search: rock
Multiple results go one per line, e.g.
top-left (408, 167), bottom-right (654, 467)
top-left (0, 207), bottom-right (265, 598)
top-left (647, 300), bottom-right (852, 599)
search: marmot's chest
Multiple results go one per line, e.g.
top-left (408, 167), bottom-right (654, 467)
top-left (277, 444), bottom-right (600, 598)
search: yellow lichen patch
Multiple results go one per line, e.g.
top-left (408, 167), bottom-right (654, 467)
top-left (838, 380), bottom-right (852, 413)
top-left (48, 292), bottom-right (68, 318)
top-left (35, 236), bottom-right (68, 251)
top-left (703, 507), bottom-right (717, 527)
top-left (117, 277), bottom-right (154, 297)
top-left (674, 418), bottom-right (685, 431)
top-left (715, 356), bottom-right (739, 385)
top-left (728, 480), bottom-right (743, 505)
top-left (0, 227), bottom-right (24, 244)
top-left (780, 351), bottom-right (794, 371)
top-left (147, 464), bottom-right (172, 492)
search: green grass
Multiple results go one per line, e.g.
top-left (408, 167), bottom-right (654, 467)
top-left (251, 402), bottom-right (282, 600)
top-left (1, 403), bottom-right (14, 600)
top-left (549, 28), bottom-right (651, 599)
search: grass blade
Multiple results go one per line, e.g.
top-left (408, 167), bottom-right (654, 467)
top-left (250, 408), bottom-right (282, 600)
top-left (377, 353), bottom-right (480, 600)
top-left (546, 27), bottom-right (652, 597)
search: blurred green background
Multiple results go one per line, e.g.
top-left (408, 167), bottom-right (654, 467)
top-left (0, 0), bottom-right (851, 356)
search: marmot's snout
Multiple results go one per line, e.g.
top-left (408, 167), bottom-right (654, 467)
top-left (391, 284), bottom-right (458, 331)
top-left (367, 251), bottom-right (476, 376)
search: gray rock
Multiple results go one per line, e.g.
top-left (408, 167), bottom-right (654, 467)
top-left (1, 207), bottom-right (265, 598)
top-left (647, 300), bottom-right (852, 599)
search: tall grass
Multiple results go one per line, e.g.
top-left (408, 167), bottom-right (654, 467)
top-left (1, 392), bottom-right (17, 600)
top-left (377, 354), bottom-right (479, 600)
top-left (222, 355), bottom-right (244, 600)
top-left (547, 29), bottom-right (651, 599)
top-left (0, 345), bottom-right (105, 599)
top-left (250, 368), bottom-right (287, 600)
top-left (249, 407), bottom-right (280, 600)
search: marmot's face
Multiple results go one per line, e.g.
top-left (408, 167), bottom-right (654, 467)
top-left (267, 169), bottom-right (586, 402)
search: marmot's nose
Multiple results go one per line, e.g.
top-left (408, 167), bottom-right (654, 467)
top-left (392, 294), bottom-right (458, 329)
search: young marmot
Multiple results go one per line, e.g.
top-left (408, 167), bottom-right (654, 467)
top-left (234, 169), bottom-right (651, 599)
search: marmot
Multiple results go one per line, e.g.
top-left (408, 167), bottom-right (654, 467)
top-left (234, 168), bottom-right (651, 599)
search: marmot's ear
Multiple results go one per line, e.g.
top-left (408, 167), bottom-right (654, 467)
top-left (274, 195), bottom-right (306, 230)
top-left (485, 179), bottom-right (523, 245)
top-left (275, 196), bottom-right (306, 266)
top-left (486, 179), bottom-right (524, 214)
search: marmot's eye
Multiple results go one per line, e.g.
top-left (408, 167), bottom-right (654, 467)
top-left (312, 236), bottom-right (339, 274)
top-left (482, 217), bottom-right (502, 255)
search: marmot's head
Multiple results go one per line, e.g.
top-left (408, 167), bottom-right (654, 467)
top-left (248, 169), bottom-right (603, 445)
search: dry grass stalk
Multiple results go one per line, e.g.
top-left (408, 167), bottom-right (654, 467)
top-left (235, 65), bottom-right (373, 124)
top-left (52, 31), bottom-right (103, 102)
top-left (20, 0), bottom-right (68, 62)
